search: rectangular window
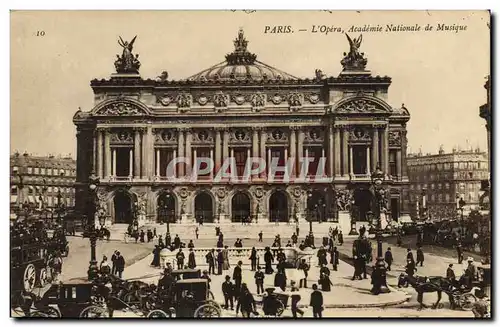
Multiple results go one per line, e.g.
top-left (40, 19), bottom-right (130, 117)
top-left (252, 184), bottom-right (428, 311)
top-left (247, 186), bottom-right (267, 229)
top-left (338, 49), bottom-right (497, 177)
top-left (352, 145), bottom-right (367, 175)
top-left (234, 148), bottom-right (248, 178)
top-left (159, 148), bottom-right (174, 177)
top-left (389, 150), bottom-right (397, 176)
top-left (196, 148), bottom-right (211, 178)
top-left (116, 148), bottom-right (131, 177)
top-left (27, 167), bottom-right (33, 174)
top-left (270, 148), bottom-right (285, 178)
top-left (41, 168), bottom-right (46, 175)
top-left (307, 146), bottom-right (322, 176)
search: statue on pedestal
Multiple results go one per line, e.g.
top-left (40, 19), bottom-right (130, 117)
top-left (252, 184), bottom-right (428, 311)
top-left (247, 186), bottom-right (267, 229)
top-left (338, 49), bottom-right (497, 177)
top-left (340, 33), bottom-right (368, 71)
top-left (115, 36), bottom-right (141, 74)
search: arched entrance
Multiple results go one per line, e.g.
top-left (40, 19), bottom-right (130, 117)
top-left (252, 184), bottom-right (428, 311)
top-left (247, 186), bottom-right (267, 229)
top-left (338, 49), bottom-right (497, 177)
top-left (232, 192), bottom-right (251, 222)
top-left (269, 191), bottom-right (288, 222)
top-left (194, 192), bottom-right (214, 223)
top-left (353, 189), bottom-right (373, 222)
top-left (157, 192), bottom-right (176, 223)
top-left (306, 190), bottom-right (327, 222)
top-left (114, 190), bottom-right (133, 224)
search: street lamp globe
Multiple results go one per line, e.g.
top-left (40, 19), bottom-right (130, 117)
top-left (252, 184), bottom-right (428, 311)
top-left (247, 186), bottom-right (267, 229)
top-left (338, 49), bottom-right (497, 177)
top-left (371, 166), bottom-right (384, 186)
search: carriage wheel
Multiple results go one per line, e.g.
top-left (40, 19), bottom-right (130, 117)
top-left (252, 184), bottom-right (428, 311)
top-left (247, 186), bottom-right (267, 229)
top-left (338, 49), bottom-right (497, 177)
top-left (205, 300), bottom-right (222, 312)
top-left (275, 300), bottom-right (285, 317)
top-left (37, 267), bottom-right (48, 287)
top-left (32, 307), bottom-right (61, 318)
top-left (23, 264), bottom-right (37, 292)
top-left (123, 292), bottom-right (140, 309)
top-left (194, 304), bottom-right (221, 318)
top-left (146, 309), bottom-right (169, 318)
top-left (458, 293), bottom-right (477, 311)
top-left (79, 305), bottom-right (110, 318)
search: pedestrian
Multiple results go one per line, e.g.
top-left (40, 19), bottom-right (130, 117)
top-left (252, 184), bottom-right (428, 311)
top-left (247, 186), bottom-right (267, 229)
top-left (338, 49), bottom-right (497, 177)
top-left (406, 248), bottom-right (415, 264)
top-left (201, 270), bottom-right (211, 290)
top-left (222, 245), bottom-right (230, 271)
top-left (319, 264), bottom-right (332, 292)
top-left (165, 232), bottom-right (171, 247)
top-left (100, 255), bottom-right (111, 275)
top-left (195, 226), bottom-right (199, 240)
top-left (158, 235), bottom-right (164, 249)
top-left (50, 252), bottom-right (63, 282)
top-left (416, 246), bottom-right (424, 267)
top-left (310, 284), bottom-right (323, 318)
top-left (352, 255), bottom-right (362, 280)
top-left (111, 250), bottom-right (118, 275)
top-left (176, 248), bottom-right (185, 270)
top-left (264, 246), bottom-right (274, 274)
top-left (299, 240), bottom-right (306, 251)
top-left (233, 260), bottom-right (243, 296)
top-left (174, 234), bottom-right (181, 249)
top-left (330, 246), bottom-right (339, 271)
top-left (217, 249), bottom-right (224, 275)
top-left (338, 230), bottom-right (343, 245)
top-left (298, 259), bottom-right (309, 288)
top-left (286, 240), bottom-right (292, 247)
top-left (206, 249), bottom-right (216, 275)
top-left (249, 247), bottom-right (257, 271)
top-left (291, 232), bottom-right (298, 246)
top-left (139, 230), bottom-right (145, 243)
top-left (188, 248), bottom-right (196, 269)
top-left (115, 251), bottom-right (125, 279)
top-left (457, 242), bottom-right (463, 264)
top-left (290, 280), bottom-right (304, 318)
top-left (146, 229), bottom-right (153, 242)
top-left (384, 247), bottom-right (393, 271)
top-left (296, 222), bottom-right (300, 237)
top-left (446, 263), bottom-right (456, 286)
top-left (254, 266), bottom-right (265, 295)
top-left (405, 258), bottom-right (417, 277)
top-left (151, 245), bottom-right (161, 267)
top-left (396, 230), bottom-right (402, 247)
top-left (153, 227), bottom-right (157, 238)
top-left (222, 275), bottom-right (235, 310)
top-left (274, 268), bottom-right (287, 292)
top-left (236, 283), bottom-right (256, 318)
top-left (317, 246), bottom-right (328, 267)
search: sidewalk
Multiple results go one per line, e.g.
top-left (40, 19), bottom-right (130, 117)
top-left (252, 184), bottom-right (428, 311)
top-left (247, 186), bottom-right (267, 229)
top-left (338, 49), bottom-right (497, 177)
top-left (124, 253), bottom-right (410, 309)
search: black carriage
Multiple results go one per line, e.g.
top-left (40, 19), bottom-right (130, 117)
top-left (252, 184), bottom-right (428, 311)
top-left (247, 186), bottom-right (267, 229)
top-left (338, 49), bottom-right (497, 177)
top-left (171, 279), bottom-right (221, 318)
top-left (11, 243), bottom-right (52, 293)
top-left (171, 269), bottom-right (201, 281)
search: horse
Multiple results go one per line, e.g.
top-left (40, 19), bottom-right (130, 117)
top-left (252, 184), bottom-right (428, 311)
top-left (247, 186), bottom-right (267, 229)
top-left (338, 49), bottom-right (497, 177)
top-left (398, 273), bottom-right (455, 310)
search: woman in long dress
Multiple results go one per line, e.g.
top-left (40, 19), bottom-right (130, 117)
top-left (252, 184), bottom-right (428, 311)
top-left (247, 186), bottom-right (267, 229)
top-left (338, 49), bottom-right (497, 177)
top-left (222, 246), bottom-right (230, 270)
top-left (188, 248), bottom-right (196, 269)
top-left (264, 247), bottom-right (274, 274)
top-left (319, 264), bottom-right (333, 292)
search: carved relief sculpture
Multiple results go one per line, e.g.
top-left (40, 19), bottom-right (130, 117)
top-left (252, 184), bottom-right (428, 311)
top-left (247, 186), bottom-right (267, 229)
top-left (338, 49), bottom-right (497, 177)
top-left (389, 131), bottom-right (402, 146)
top-left (97, 101), bottom-right (145, 116)
top-left (337, 99), bottom-right (378, 113)
top-left (213, 91), bottom-right (230, 111)
top-left (288, 92), bottom-right (304, 111)
top-left (349, 127), bottom-right (371, 142)
top-left (336, 189), bottom-right (353, 212)
top-left (176, 93), bottom-right (192, 112)
top-left (251, 92), bottom-right (266, 111)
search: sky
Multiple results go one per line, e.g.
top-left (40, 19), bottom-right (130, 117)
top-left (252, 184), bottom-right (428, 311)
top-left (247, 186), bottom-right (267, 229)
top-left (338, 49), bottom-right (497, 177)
top-left (10, 10), bottom-right (490, 158)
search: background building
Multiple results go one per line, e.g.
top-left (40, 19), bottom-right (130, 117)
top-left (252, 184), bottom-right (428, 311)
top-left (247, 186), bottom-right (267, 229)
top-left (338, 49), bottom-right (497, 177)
top-left (479, 75), bottom-right (491, 162)
top-left (407, 147), bottom-right (489, 221)
top-left (10, 152), bottom-right (76, 216)
top-left (73, 30), bottom-right (411, 231)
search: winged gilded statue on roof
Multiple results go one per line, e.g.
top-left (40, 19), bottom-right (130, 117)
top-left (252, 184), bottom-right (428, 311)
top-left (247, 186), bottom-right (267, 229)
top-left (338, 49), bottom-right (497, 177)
top-left (340, 33), bottom-right (368, 71)
top-left (114, 35), bottom-right (141, 74)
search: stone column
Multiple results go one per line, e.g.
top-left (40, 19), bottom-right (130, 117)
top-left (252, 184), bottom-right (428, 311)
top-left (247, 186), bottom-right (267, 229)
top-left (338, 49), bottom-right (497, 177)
top-left (133, 128), bottom-right (141, 179)
top-left (155, 149), bottom-right (160, 177)
top-left (140, 130), bottom-right (147, 178)
top-left (104, 129), bottom-right (111, 178)
top-left (215, 128), bottom-right (222, 172)
top-left (96, 129), bottom-right (103, 178)
top-left (401, 130), bottom-right (408, 178)
top-left (260, 129), bottom-right (267, 178)
top-left (185, 129), bottom-right (192, 176)
top-left (193, 148), bottom-right (198, 175)
top-left (297, 128), bottom-right (305, 177)
top-left (349, 146), bottom-right (354, 176)
top-left (342, 128), bottom-right (349, 177)
top-left (177, 128), bottom-right (185, 177)
top-left (129, 149), bottom-right (133, 178)
top-left (210, 149), bottom-right (214, 179)
top-left (173, 149), bottom-right (177, 178)
top-left (223, 129), bottom-right (229, 163)
top-left (366, 147), bottom-right (371, 175)
top-left (372, 126), bottom-right (379, 171)
top-left (383, 127), bottom-right (389, 176)
top-left (92, 130), bottom-right (97, 174)
top-left (289, 126), bottom-right (297, 177)
top-left (396, 149), bottom-right (402, 180)
top-left (334, 127), bottom-right (341, 177)
top-left (328, 125), bottom-right (334, 178)
top-left (112, 149), bottom-right (116, 177)
top-left (146, 126), bottom-right (154, 178)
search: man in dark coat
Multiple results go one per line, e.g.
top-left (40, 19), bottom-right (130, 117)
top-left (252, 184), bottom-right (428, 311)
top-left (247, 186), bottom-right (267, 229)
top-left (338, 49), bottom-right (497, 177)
top-left (254, 266), bottom-right (265, 295)
top-left (456, 242), bottom-right (463, 264)
top-left (405, 258), bottom-right (417, 277)
top-left (111, 250), bottom-right (118, 276)
top-left (310, 284), bottom-right (323, 318)
top-left (188, 248), bottom-right (196, 269)
top-left (291, 233), bottom-right (298, 245)
top-left (174, 234), bottom-right (181, 249)
top-left (416, 246), bottom-right (425, 267)
top-left (139, 230), bottom-right (145, 243)
top-left (338, 231), bottom-right (343, 245)
top-left (115, 251), bottom-right (125, 279)
top-left (446, 264), bottom-right (456, 283)
top-left (151, 245), bottom-right (161, 267)
top-left (165, 233), bottom-right (171, 247)
top-left (317, 246), bottom-right (328, 267)
top-left (274, 269), bottom-right (287, 292)
top-left (384, 247), bottom-right (394, 271)
top-left (158, 235), bottom-right (164, 249)
top-left (319, 264), bottom-right (332, 292)
top-left (188, 240), bottom-right (195, 249)
top-left (233, 261), bottom-right (243, 295)
top-left (330, 246), bottom-right (339, 271)
top-left (258, 231), bottom-right (263, 242)
top-left (298, 259), bottom-right (309, 288)
top-left (176, 249), bottom-right (185, 270)
top-left (249, 247), bottom-right (257, 271)
top-left (217, 250), bottom-right (224, 275)
top-left (407, 248), bottom-right (415, 264)
top-left (146, 229), bottom-right (153, 243)
top-left (221, 275), bottom-right (234, 310)
top-left (206, 249), bottom-right (216, 275)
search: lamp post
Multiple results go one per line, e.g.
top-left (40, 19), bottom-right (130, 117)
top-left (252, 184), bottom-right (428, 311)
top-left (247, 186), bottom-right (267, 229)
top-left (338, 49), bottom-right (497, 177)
top-left (371, 166), bottom-right (389, 294)
top-left (421, 187), bottom-right (428, 221)
top-left (349, 197), bottom-right (358, 235)
top-left (87, 172), bottom-right (100, 281)
top-left (56, 190), bottom-right (63, 225)
top-left (307, 191), bottom-right (315, 247)
top-left (457, 194), bottom-right (466, 238)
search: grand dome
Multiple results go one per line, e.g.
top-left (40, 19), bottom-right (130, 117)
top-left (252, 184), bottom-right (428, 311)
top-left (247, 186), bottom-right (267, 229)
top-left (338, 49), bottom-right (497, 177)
top-left (186, 29), bottom-right (298, 82)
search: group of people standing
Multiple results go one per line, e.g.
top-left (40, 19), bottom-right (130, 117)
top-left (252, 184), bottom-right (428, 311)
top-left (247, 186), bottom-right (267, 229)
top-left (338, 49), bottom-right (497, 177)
top-left (99, 250), bottom-right (125, 278)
